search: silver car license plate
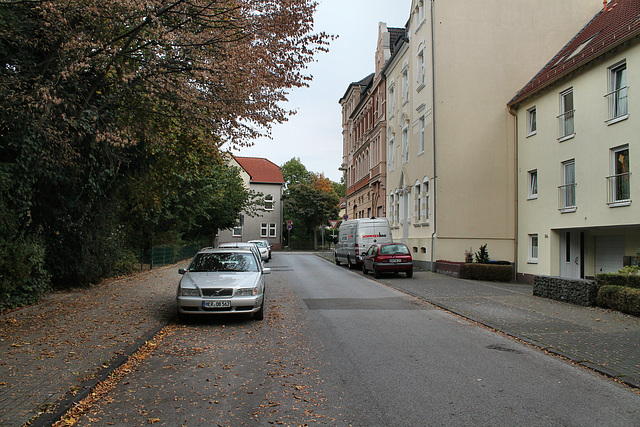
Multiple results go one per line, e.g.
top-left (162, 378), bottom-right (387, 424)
top-left (389, 259), bottom-right (402, 263)
top-left (203, 300), bottom-right (231, 308)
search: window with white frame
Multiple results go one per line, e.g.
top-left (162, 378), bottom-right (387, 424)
top-left (260, 223), bottom-right (269, 237)
top-left (264, 194), bottom-right (274, 210)
top-left (607, 61), bottom-right (628, 122)
top-left (528, 234), bottom-right (539, 263)
top-left (395, 191), bottom-right (400, 225)
top-left (528, 170), bottom-right (538, 199)
top-left (388, 134), bottom-right (395, 171)
top-left (414, 181), bottom-right (421, 223)
top-left (233, 216), bottom-right (243, 237)
top-left (559, 159), bottom-right (576, 211)
top-left (418, 116), bottom-right (425, 154)
top-left (417, 48), bottom-right (425, 89)
top-left (526, 106), bottom-right (537, 136)
top-left (423, 178), bottom-right (430, 221)
top-left (558, 88), bottom-right (574, 140)
top-left (607, 145), bottom-right (630, 205)
top-left (402, 67), bottom-right (409, 104)
top-left (388, 193), bottom-right (395, 224)
top-left (401, 124), bottom-right (409, 163)
top-left (269, 223), bottom-right (277, 238)
top-left (388, 83), bottom-right (395, 117)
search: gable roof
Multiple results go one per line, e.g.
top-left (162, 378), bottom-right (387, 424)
top-left (234, 157), bottom-right (284, 185)
top-left (509, 0), bottom-right (640, 107)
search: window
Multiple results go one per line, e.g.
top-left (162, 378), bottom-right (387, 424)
top-left (528, 234), bottom-right (539, 263)
top-left (527, 106), bottom-right (537, 136)
top-left (395, 191), bottom-right (400, 225)
top-left (260, 223), bottom-right (268, 237)
top-left (402, 67), bottom-right (409, 104)
top-left (233, 216), bottom-right (243, 237)
top-left (264, 195), bottom-right (274, 210)
top-left (607, 145), bottom-right (630, 205)
top-left (559, 160), bottom-right (576, 211)
top-left (414, 181), bottom-right (421, 222)
top-left (415, 0), bottom-right (425, 28)
top-left (528, 170), bottom-right (538, 199)
top-left (418, 116), bottom-right (425, 154)
top-left (388, 193), bottom-right (394, 223)
top-left (423, 178), bottom-right (430, 221)
top-left (388, 134), bottom-right (395, 171)
top-left (269, 223), bottom-right (277, 238)
top-left (606, 62), bottom-right (628, 122)
top-left (558, 88), bottom-right (574, 140)
top-left (388, 84), bottom-right (395, 117)
top-left (417, 49), bottom-right (425, 89)
top-left (401, 124), bottom-right (409, 163)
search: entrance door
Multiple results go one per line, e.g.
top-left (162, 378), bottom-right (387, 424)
top-left (560, 231), bottom-right (582, 279)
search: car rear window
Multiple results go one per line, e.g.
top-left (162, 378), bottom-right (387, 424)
top-left (379, 245), bottom-right (409, 255)
top-left (189, 253), bottom-right (258, 272)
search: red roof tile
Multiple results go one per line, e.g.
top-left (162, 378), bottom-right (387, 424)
top-left (509, 0), bottom-right (640, 107)
top-left (234, 157), bottom-right (284, 184)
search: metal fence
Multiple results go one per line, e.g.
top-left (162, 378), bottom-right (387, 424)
top-left (141, 242), bottom-right (205, 270)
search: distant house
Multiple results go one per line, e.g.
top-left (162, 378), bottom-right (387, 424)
top-left (508, 0), bottom-right (640, 281)
top-left (217, 156), bottom-right (285, 250)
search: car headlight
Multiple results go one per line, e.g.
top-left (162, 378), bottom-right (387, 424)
top-left (235, 288), bottom-right (258, 296)
top-left (179, 287), bottom-right (200, 296)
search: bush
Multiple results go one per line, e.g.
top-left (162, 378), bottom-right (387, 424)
top-left (597, 285), bottom-right (640, 317)
top-left (595, 273), bottom-right (640, 290)
top-left (465, 263), bottom-right (513, 282)
top-left (112, 249), bottom-right (140, 277)
top-left (0, 236), bottom-right (51, 312)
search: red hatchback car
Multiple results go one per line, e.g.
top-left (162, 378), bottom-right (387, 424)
top-left (362, 243), bottom-right (413, 278)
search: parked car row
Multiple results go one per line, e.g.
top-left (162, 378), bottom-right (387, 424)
top-left (176, 240), bottom-right (273, 321)
top-left (334, 218), bottom-right (413, 278)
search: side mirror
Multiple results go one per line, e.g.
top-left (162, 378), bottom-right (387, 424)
top-left (178, 268), bottom-right (186, 275)
top-left (262, 268), bottom-right (271, 275)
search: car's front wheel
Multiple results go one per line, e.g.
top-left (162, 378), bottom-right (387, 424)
top-left (254, 298), bottom-right (265, 321)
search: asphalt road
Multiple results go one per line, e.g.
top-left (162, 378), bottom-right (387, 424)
top-left (73, 253), bottom-right (640, 426)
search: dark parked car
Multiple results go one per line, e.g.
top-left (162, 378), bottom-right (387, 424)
top-left (362, 243), bottom-right (413, 278)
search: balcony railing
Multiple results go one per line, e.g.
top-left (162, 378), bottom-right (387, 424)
top-left (604, 86), bottom-right (629, 122)
top-left (606, 172), bottom-right (631, 205)
top-left (558, 183), bottom-right (576, 211)
top-left (557, 109), bottom-right (575, 139)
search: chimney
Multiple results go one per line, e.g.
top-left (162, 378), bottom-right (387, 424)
top-left (603, 0), bottom-right (608, 11)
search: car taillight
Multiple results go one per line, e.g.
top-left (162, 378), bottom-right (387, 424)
top-left (355, 243), bottom-right (359, 256)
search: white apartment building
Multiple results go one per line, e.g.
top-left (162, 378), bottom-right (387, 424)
top-left (509, 0), bottom-right (640, 281)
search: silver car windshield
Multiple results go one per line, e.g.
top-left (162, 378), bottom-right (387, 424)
top-left (189, 253), bottom-right (259, 272)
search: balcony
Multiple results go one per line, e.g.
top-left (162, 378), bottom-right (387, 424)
top-left (606, 172), bottom-right (631, 206)
top-left (604, 86), bottom-right (629, 124)
top-left (557, 110), bottom-right (575, 141)
top-left (558, 183), bottom-right (576, 212)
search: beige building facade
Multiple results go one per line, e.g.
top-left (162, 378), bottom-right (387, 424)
top-left (383, 0), bottom-right (602, 270)
top-left (509, 0), bottom-right (640, 281)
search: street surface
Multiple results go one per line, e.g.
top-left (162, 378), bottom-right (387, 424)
top-left (72, 253), bottom-right (640, 426)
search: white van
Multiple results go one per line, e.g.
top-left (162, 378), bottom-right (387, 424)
top-left (334, 218), bottom-right (393, 269)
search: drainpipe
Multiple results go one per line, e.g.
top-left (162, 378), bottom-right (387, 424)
top-left (430, 0), bottom-right (438, 272)
top-left (509, 106), bottom-right (518, 281)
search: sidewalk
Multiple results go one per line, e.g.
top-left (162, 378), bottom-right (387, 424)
top-left (316, 252), bottom-right (640, 390)
top-left (0, 264), bottom-right (185, 427)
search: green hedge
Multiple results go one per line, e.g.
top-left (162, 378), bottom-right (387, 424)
top-left (595, 273), bottom-right (640, 289)
top-left (597, 285), bottom-right (640, 317)
top-left (465, 263), bottom-right (513, 282)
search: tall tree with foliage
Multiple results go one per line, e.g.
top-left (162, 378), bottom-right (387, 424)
top-left (0, 0), bottom-right (331, 293)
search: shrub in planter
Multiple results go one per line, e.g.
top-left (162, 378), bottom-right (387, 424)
top-left (597, 285), bottom-right (640, 317)
top-left (465, 263), bottom-right (513, 282)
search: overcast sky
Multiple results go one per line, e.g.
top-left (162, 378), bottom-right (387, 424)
top-left (228, 0), bottom-right (412, 182)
